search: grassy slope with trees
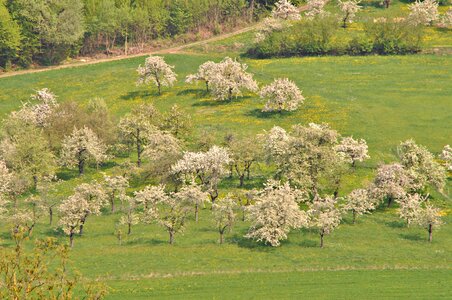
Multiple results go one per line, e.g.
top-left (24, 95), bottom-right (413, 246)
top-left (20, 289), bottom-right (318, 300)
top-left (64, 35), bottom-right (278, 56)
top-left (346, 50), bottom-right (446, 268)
top-left (0, 1), bottom-right (451, 298)
top-left (0, 51), bottom-right (450, 298)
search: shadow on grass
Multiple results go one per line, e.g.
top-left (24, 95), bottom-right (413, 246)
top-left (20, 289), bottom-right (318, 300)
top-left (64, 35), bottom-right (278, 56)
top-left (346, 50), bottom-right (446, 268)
top-left (230, 233), bottom-right (274, 252)
top-left (399, 233), bottom-right (425, 241)
top-left (124, 237), bottom-right (167, 246)
top-left (299, 239), bottom-right (319, 248)
top-left (245, 108), bottom-right (295, 119)
top-left (121, 90), bottom-right (161, 100)
top-left (177, 88), bottom-right (209, 98)
top-left (192, 96), bottom-right (252, 107)
top-left (386, 220), bottom-right (406, 228)
top-left (56, 169), bottom-right (79, 181)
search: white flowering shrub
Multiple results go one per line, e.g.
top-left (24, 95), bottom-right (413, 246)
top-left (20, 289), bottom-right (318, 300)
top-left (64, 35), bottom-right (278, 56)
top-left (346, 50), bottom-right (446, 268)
top-left (334, 136), bottom-right (370, 167)
top-left (59, 194), bottom-right (90, 247)
top-left (396, 193), bottom-right (424, 226)
top-left (175, 184), bottom-right (209, 222)
top-left (305, 0), bottom-right (328, 19)
top-left (245, 180), bottom-right (309, 247)
top-left (343, 189), bottom-right (375, 223)
top-left (73, 182), bottom-right (107, 235)
top-left (414, 203), bottom-right (443, 242)
top-left (171, 146), bottom-right (231, 203)
top-left (272, 0), bottom-right (301, 20)
top-left (308, 196), bottom-right (342, 248)
top-left (369, 163), bottom-right (412, 207)
top-left (440, 144), bottom-right (452, 171)
top-left (260, 78), bottom-right (305, 112)
top-left (212, 195), bottom-right (237, 244)
top-left (185, 61), bottom-right (218, 92)
top-left (60, 127), bottom-right (108, 175)
top-left (119, 195), bottom-right (140, 235)
top-left (338, 0), bottom-right (361, 28)
top-left (208, 57), bottom-right (258, 101)
top-left (103, 174), bottom-right (129, 213)
top-left (139, 184), bottom-right (192, 244)
top-left (408, 0), bottom-right (439, 26)
top-left (398, 139), bottom-right (446, 192)
top-left (137, 56), bottom-right (177, 94)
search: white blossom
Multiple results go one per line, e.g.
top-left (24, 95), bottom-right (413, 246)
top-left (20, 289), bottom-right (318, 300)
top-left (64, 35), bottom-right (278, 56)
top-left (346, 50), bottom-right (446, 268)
top-left (334, 136), bottom-right (370, 167)
top-left (58, 193), bottom-right (90, 247)
top-left (142, 129), bottom-right (181, 163)
top-left (338, 0), bottom-right (361, 27)
top-left (118, 104), bottom-right (161, 167)
top-left (343, 189), bottom-right (375, 223)
top-left (208, 57), bottom-right (258, 101)
top-left (171, 146), bottom-right (231, 202)
top-left (139, 184), bottom-right (191, 244)
top-left (185, 61), bottom-right (218, 91)
top-left (254, 17), bottom-right (287, 43)
top-left (308, 195), bottom-right (342, 248)
top-left (408, 0), bottom-right (439, 26)
top-left (260, 78), bottom-right (305, 112)
top-left (440, 145), bottom-right (452, 171)
top-left (272, 0), bottom-right (301, 20)
top-left (398, 139), bottom-right (446, 192)
top-left (245, 180), bottom-right (309, 247)
top-left (414, 203), bottom-right (443, 242)
top-left (60, 127), bottom-right (108, 175)
top-left (175, 183), bottom-right (209, 222)
top-left (13, 88), bottom-right (58, 128)
top-left (212, 195), bottom-right (237, 244)
top-left (396, 193), bottom-right (425, 225)
top-left (137, 56), bottom-right (177, 94)
top-left (369, 163), bottom-right (413, 207)
top-left (103, 174), bottom-right (129, 212)
top-left (134, 184), bottom-right (167, 209)
top-left (119, 195), bottom-right (140, 235)
top-left (305, 0), bottom-right (328, 19)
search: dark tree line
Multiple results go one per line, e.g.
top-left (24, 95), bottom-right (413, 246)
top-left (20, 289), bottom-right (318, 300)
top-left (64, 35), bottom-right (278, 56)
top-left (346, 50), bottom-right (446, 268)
top-left (0, 0), bottom-right (281, 69)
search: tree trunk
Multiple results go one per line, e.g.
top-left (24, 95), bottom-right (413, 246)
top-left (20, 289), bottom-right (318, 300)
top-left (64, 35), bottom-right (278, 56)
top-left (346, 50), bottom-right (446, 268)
top-left (210, 189), bottom-right (219, 204)
top-left (124, 32), bottom-right (128, 55)
top-left (136, 130), bottom-right (141, 167)
top-left (169, 231), bottom-right (174, 244)
top-left (69, 231), bottom-right (74, 248)
top-left (78, 157), bottom-right (85, 176)
top-left (352, 160), bottom-right (356, 168)
top-left (205, 81), bottom-right (209, 92)
top-left (32, 175), bottom-right (38, 191)
top-left (49, 207), bottom-right (53, 225)
top-left (228, 87), bottom-right (233, 101)
top-left (387, 197), bottom-right (393, 208)
top-left (428, 224), bottom-right (433, 242)
top-left (195, 204), bottom-right (199, 222)
top-left (110, 197), bottom-right (115, 213)
top-left (219, 231), bottom-right (224, 244)
top-left (320, 232), bottom-right (324, 248)
top-left (128, 223), bottom-right (132, 235)
top-left (239, 174), bottom-right (245, 187)
top-left (79, 215), bottom-right (87, 235)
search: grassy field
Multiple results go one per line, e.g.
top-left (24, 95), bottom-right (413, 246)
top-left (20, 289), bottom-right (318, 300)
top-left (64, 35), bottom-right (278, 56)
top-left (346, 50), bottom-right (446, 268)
top-left (0, 5), bottom-right (451, 297)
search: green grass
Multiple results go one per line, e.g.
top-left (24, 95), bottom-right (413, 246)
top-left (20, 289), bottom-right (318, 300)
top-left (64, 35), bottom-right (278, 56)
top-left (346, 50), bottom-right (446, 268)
top-left (107, 269), bottom-right (452, 299)
top-left (0, 12), bottom-right (451, 298)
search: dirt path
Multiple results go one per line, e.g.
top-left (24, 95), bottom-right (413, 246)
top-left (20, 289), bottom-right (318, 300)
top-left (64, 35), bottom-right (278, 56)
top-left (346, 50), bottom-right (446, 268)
top-left (0, 25), bottom-right (258, 79)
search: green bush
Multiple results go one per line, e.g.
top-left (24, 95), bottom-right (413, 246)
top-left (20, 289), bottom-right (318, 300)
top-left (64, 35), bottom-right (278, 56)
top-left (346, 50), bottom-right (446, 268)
top-left (247, 16), bottom-right (425, 58)
top-left (347, 36), bottom-right (374, 55)
top-left (365, 19), bottom-right (424, 54)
